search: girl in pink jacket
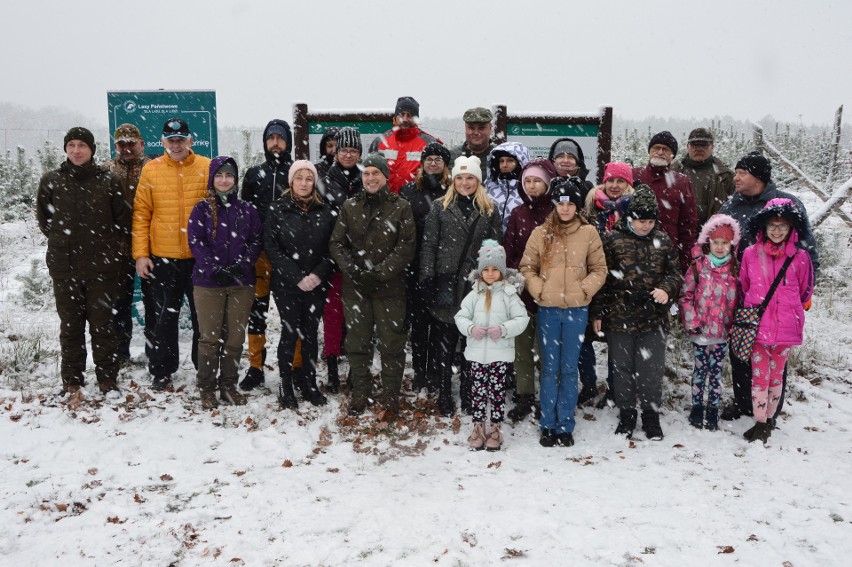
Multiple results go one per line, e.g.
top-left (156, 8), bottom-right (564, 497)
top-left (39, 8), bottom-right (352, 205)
top-left (679, 214), bottom-right (741, 431)
top-left (739, 198), bottom-right (814, 444)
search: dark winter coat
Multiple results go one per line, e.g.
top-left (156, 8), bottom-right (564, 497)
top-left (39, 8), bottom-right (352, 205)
top-left (590, 219), bottom-right (683, 334)
top-left (241, 119), bottom-right (293, 227)
top-left (485, 142), bottom-right (530, 233)
top-left (321, 161), bottom-right (363, 218)
top-left (314, 128), bottom-right (339, 180)
top-left (103, 154), bottom-right (151, 213)
top-left (187, 158), bottom-right (262, 288)
top-left (400, 175), bottom-right (449, 253)
top-left (419, 197), bottom-right (503, 323)
top-left (672, 155), bottom-right (735, 227)
top-left (718, 182), bottom-right (819, 275)
top-left (264, 193), bottom-right (337, 297)
top-left (328, 186), bottom-right (416, 301)
top-left (449, 141), bottom-right (494, 181)
top-left (36, 160), bottom-right (131, 279)
top-left (548, 137), bottom-right (594, 196)
top-left (504, 183), bottom-right (554, 313)
top-left (632, 163), bottom-right (698, 273)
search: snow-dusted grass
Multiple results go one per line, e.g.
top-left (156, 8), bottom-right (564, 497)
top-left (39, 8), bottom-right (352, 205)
top-left (1, 218), bottom-right (851, 566)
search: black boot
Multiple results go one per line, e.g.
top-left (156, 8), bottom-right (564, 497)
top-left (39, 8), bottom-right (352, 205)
top-left (507, 394), bottom-right (534, 422)
top-left (615, 408), bottom-right (638, 437)
top-left (746, 421), bottom-right (772, 444)
top-left (577, 384), bottom-right (597, 406)
top-left (688, 405), bottom-right (704, 429)
top-left (705, 406), bottom-right (719, 431)
top-left (325, 356), bottom-right (340, 394)
top-left (240, 366), bottom-right (265, 391)
top-left (438, 368), bottom-right (455, 417)
top-left (297, 368), bottom-right (328, 407)
top-left (641, 410), bottom-right (664, 441)
top-left (278, 372), bottom-right (298, 410)
top-left (595, 389), bottom-right (614, 409)
top-left (459, 362), bottom-right (472, 415)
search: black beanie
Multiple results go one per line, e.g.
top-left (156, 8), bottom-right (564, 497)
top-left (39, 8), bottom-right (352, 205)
top-left (735, 151), bottom-right (772, 185)
top-left (421, 142), bottom-right (450, 166)
top-left (394, 96), bottom-right (420, 117)
top-left (550, 177), bottom-right (585, 210)
top-left (64, 127), bottom-right (96, 155)
top-left (334, 127), bottom-right (363, 154)
top-left (648, 131), bottom-right (678, 155)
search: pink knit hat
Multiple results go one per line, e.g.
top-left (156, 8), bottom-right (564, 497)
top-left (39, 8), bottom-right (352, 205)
top-left (602, 162), bottom-right (633, 185)
top-left (288, 160), bottom-right (318, 186)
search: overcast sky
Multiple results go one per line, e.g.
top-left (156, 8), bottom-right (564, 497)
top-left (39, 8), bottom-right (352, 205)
top-left (5, 0), bottom-right (851, 127)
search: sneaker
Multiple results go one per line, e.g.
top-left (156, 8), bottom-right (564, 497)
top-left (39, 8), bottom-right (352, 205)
top-left (468, 422), bottom-right (486, 451)
top-left (688, 405), bottom-right (704, 429)
top-left (200, 390), bottom-right (218, 410)
top-left (485, 422), bottom-right (504, 452)
top-left (151, 375), bottom-right (172, 392)
top-left (220, 384), bottom-right (247, 406)
top-left (556, 432), bottom-right (575, 447)
top-left (539, 428), bottom-right (557, 448)
top-left (239, 367), bottom-right (265, 391)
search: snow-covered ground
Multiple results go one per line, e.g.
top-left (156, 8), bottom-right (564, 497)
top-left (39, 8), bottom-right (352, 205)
top-left (1, 218), bottom-right (851, 566)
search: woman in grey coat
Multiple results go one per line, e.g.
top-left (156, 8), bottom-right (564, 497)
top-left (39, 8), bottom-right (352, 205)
top-left (420, 155), bottom-right (502, 416)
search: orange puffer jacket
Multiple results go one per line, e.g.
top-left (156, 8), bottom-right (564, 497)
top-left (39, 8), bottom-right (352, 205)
top-left (132, 150), bottom-right (211, 260)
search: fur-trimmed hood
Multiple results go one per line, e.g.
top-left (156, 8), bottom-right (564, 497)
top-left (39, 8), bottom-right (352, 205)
top-left (746, 197), bottom-right (811, 245)
top-left (698, 213), bottom-right (741, 247)
top-left (467, 267), bottom-right (525, 294)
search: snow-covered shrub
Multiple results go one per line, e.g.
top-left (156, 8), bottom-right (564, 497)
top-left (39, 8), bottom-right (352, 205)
top-left (15, 259), bottom-right (52, 309)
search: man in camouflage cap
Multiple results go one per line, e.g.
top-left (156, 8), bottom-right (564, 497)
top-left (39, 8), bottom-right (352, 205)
top-left (450, 107), bottom-right (495, 181)
top-left (103, 123), bottom-right (151, 365)
top-left (672, 127), bottom-right (734, 228)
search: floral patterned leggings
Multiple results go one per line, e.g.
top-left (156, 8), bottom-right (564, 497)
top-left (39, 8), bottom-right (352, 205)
top-left (751, 343), bottom-right (791, 422)
top-left (469, 361), bottom-right (509, 423)
top-left (691, 343), bottom-right (727, 408)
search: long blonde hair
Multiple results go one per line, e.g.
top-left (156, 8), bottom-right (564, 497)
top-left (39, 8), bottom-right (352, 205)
top-left (442, 180), bottom-right (494, 215)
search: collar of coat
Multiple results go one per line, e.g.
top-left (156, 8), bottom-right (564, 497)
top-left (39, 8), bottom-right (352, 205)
top-left (466, 267), bottom-right (525, 294)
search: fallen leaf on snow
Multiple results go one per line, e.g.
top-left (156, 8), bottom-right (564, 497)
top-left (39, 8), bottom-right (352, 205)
top-left (282, 460), bottom-right (293, 468)
top-left (160, 474), bottom-right (173, 481)
top-left (487, 461), bottom-right (502, 469)
top-left (717, 545), bottom-right (735, 554)
top-left (326, 468), bottom-right (339, 473)
top-left (502, 548), bottom-right (525, 559)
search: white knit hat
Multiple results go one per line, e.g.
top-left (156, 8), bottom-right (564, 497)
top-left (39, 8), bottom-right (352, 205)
top-left (452, 155), bottom-right (483, 184)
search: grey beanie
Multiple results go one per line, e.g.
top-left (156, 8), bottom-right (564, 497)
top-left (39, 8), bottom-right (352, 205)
top-left (477, 239), bottom-right (507, 278)
top-left (362, 152), bottom-right (389, 178)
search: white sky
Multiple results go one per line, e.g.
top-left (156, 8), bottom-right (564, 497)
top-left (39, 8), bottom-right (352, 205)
top-left (5, 0), bottom-right (851, 126)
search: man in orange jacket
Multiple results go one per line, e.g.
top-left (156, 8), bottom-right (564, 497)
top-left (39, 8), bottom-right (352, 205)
top-left (133, 118), bottom-right (211, 391)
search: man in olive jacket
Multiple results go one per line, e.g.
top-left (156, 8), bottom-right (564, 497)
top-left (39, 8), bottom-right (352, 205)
top-left (329, 153), bottom-right (416, 416)
top-left (36, 127), bottom-right (131, 395)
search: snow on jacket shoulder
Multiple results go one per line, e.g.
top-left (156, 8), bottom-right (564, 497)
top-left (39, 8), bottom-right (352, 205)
top-left (133, 150), bottom-right (211, 260)
top-left (678, 250), bottom-right (738, 340)
top-left (455, 269), bottom-right (530, 364)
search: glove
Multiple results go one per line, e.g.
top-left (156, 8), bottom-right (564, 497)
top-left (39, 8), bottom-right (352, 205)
top-left (213, 269), bottom-right (232, 286)
top-left (470, 326), bottom-right (488, 341)
top-left (487, 326), bottom-right (503, 340)
top-left (213, 264), bottom-right (241, 286)
top-left (803, 299), bottom-right (812, 311)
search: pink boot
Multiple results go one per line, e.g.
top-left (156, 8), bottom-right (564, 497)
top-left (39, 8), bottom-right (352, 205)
top-left (485, 422), bottom-right (504, 452)
top-left (468, 422), bottom-right (486, 451)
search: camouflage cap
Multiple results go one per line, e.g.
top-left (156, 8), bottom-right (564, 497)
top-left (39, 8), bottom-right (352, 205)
top-left (687, 128), bottom-right (714, 143)
top-left (114, 123), bottom-right (143, 142)
top-left (463, 107), bottom-right (493, 124)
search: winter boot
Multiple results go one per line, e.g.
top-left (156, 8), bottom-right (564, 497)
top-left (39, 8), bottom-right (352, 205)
top-left (688, 405), bottom-right (705, 429)
top-left (577, 384), bottom-right (597, 406)
top-left (705, 406), bottom-right (719, 431)
top-left (240, 366), bottom-right (265, 391)
top-left (750, 421), bottom-right (772, 444)
top-left (459, 363), bottom-right (472, 415)
top-left (200, 389), bottom-right (218, 410)
top-left (641, 410), bottom-right (664, 441)
top-left (437, 368), bottom-right (455, 417)
top-left (615, 409), bottom-right (638, 437)
top-left (485, 422), bottom-right (504, 452)
top-left (468, 422), bottom-right (486, 451)
top-left (539, 428), bottom-right (557, 447)
top-left (277, 372), bottom-right (298, 410)
top-left (325, 356), bottom-right (340, 394)
top-left (595, 388), bottom-right (614, 410)
top-left (507, 394), bottom-right (535, 423)
top-left (295, 368), bottom-right (328, 407)
top-left (151, 375), bottom-right (173, 392)
top-left (348, 394), bottom-right (367, 417)
top-left (220, 379), bottom-right (247, 406)
top-left (98, 379), bottom-right (120, 395)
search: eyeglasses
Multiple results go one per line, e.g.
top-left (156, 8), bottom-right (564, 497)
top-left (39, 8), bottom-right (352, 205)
top-left (423, 157), bottom-right (444, 165)
top-left (337, 148), bottom-right (360, 156)
top-left (767, 223), bottom-right (791, 232)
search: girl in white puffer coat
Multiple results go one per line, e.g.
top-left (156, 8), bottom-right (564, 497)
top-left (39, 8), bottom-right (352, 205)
top-left (455, 240), bottom-right (529, 451)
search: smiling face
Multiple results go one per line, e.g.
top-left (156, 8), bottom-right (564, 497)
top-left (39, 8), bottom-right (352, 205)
top-left (553, 153), bottom-right (579, 177)
top-left (481, 266), bottom-right (502, 285)
top-left (336, 147), bottom-right (360, 169)
top-left (362, 166), bottom-right (385, 193)
top-left (291, 169), bottom-right (315, 199)
top-left (454, 173), bottom-right (479, 196)
top-left (65, 140), bottom-right (92, 166)
top-left (709, 237), bottom-right (732, 259)
top-left (465, 122), bottom-right (492, 153)
top-left (163, 136), bottom-right (192, 160)
top-left (213, 170), bottom-right (236, 193)
top-left (604, 177), bottom-right (630, 199)
top-left (765, 217), bottom-right (791, 244)
top-left (422, 155), bottom-right (445, 175)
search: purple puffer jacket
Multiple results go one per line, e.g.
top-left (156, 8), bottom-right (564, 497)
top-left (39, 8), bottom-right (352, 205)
top-left (188, 156), bottom-right (263, 288)
top-left (679, 248), bottom-right (738, 340)
top-left (740, 232), bottom-right (814, 347)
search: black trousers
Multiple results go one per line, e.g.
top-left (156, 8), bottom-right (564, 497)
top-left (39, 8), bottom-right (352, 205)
top-left (141, 256), bottom-right (199, 376)
top-left (273, 291), bottom-right (326, 380)
top-left (112, 259), bottom-right (136, 361)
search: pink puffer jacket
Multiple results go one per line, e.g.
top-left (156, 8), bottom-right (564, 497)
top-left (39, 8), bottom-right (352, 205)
top-left (679, 250), bottom-right (739, 339)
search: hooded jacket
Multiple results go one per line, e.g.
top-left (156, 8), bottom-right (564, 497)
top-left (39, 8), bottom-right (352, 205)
top-left (548, 137), bottom-right (594, 193)
top-left (454, 269), bottom-right (530, 364)
top-left (241, 119), bottom-right (293, 227)
top-left (133, 148), bottom-right (211, 260)
top-left (314, 127), bottom-right (339, 180)
top-left (485, 142), bottom-right (530, 234)
top-left (187, 156), bottom-right (262, 288)
top-left (369, 125), bottom-right (441, 193)
top-left (632, 163), bottom-right (698, 273)
top-left (37, 160), bottom-right (131, 279)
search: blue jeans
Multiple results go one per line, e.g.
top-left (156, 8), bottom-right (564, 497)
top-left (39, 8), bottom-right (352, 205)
top-left (537, 306), bottom-right (588, 433)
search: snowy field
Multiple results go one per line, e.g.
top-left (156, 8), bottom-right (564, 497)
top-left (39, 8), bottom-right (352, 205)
top-left (1, 217), bottom-right (851, 566)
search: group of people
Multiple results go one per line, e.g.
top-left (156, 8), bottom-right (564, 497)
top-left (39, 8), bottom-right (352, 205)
top-left (35, 95), bottom-right (819, 452)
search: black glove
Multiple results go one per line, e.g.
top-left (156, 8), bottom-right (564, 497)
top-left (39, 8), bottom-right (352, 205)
top-left (213, 263), bottom-right (242, 286)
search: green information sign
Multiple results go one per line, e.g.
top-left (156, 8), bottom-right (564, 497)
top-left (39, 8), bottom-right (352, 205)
top-left (307, 120), bottom-right (393, 160)
top-left (507, 122), bottom-right (601, 179)
top-left (107, 90), bottom-right (218, 158)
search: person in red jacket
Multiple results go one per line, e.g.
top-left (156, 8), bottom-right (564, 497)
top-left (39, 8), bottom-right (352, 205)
top-left (632, 131), bottom-right (698, 273)
top-left (369, 96), bottom-right (441, 193)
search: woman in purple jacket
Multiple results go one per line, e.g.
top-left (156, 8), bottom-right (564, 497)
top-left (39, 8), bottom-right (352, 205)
top-left (188, 156), bottom-right (262, 410)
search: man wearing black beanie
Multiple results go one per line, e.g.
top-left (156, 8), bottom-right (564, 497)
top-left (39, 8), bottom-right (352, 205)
top-left (36, 127), bottom-right (130, 397)
top-left (718, 150), bottom-right (819, 424)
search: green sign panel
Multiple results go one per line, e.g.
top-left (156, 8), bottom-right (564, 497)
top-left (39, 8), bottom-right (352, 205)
top-left (507, 123), bottom-right (599, 137)
top-left (107, 90), bottom-right (218, 158)
top-left (307, 120), bottom-right (393, 160)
